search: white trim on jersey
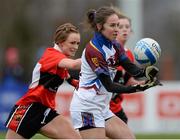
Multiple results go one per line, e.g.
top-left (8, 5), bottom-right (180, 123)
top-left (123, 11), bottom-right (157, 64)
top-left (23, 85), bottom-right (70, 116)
top-left (29, 63), bottom-right (41, 89)
top-left (54, 43), bottom-right (62, 52)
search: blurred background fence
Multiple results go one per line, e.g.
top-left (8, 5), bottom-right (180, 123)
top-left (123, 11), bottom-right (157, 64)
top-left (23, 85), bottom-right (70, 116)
top-left (0, 0), bottom-right (180, 135)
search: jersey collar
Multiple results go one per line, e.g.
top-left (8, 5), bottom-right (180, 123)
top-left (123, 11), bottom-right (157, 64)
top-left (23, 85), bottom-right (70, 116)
top-left (53, 43), bottom-right (62, 52)
top-left (94, 32), bottom-right (112, 49)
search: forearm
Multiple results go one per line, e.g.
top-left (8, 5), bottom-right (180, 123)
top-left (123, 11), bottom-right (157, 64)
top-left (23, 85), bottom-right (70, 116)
top-left (98, 73), bottom-right (136, 94)
top-left (72, 58), bottom-right (81, 70)
top-left (58, 58), bottom-right (81, 70)
top-left (121, 58), bottom-right (144, 78)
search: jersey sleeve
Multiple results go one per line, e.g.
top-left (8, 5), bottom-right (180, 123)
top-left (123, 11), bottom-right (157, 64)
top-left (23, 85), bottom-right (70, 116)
top-left (39, 48), bottom-right (66, 73)
top-left (85, 44), bottom-right (110, 76)
top-left (112, 40), bottom-right (128, 62)
top-left (117, 49), bottom-right (135, 71)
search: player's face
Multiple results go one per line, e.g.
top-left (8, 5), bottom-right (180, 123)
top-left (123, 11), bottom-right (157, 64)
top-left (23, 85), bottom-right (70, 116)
top-left (101, 14), bottom-right (119, 41)
top-left (117, 18), bottom-right (131, 44)
top-left (60, 33), bottom-right (80, 57)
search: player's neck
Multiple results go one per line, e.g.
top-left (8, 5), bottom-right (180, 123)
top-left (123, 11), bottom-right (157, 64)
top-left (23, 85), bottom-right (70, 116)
top-left (121, 40), bottom-right (126, 46)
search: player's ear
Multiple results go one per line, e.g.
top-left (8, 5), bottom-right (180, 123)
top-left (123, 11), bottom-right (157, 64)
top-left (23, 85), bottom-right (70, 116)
top-left (97, 23), bottom-right (102, 32)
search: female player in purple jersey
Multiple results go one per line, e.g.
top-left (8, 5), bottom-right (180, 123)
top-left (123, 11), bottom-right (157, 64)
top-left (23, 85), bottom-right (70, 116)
top-left (70, 6), bottom-right (160, 139)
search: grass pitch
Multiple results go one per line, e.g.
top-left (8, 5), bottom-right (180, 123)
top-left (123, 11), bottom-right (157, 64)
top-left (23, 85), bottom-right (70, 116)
top-left (0, 132), bottom-right (180, 139)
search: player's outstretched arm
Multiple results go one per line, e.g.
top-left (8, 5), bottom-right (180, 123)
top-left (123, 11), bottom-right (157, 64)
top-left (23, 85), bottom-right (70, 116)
top-left (99, 73), bottom-right (138, 94)
top-left (99, 73), bottom-right (161, 94)
top-left (58, 58), bottom-right (81, 70)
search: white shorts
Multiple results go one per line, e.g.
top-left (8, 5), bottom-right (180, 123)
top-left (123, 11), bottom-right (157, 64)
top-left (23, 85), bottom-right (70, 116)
top-left (70, 109), bottom-right (115, 130)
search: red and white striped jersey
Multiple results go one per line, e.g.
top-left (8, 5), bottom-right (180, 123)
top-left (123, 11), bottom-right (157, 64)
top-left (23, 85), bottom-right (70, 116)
top-left (16, 47), bottom-right (69, 109)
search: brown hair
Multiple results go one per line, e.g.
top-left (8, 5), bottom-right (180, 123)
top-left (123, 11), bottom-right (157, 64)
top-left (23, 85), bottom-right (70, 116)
top-left (119, 14), bottom-right (132, 26)
top-left (117, 12), bottom-right (132, 31)
top-left (54, 23), bottom-right (79, 44)
top-left (84, 6), bottom-right (120, 32)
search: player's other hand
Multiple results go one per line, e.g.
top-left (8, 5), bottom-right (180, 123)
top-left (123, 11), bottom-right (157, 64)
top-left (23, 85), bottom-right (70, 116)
top-left (145, 65), bottom-right (159, 81)
top-left (132, 78), bottom-right (162, 92)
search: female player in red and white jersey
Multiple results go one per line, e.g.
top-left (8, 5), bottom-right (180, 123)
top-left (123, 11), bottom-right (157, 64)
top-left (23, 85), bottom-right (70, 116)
top-left (110, 15), bottom-right (145, 124)
top-left (5, 23), bottom-right (82, 139)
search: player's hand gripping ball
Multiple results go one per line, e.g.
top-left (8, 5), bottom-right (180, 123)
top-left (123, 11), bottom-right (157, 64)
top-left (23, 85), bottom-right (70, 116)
top-left (133, 38), bottom-right (161, 67)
